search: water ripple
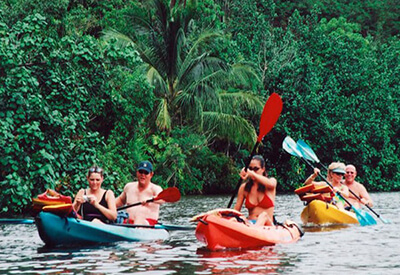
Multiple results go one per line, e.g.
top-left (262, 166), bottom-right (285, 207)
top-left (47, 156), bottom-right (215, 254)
top-left (1, 192), bottom-right (399, 274)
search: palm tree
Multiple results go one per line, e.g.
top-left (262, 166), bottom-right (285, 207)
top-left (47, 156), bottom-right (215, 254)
top-left (103, 0), bottom-right (263, 148)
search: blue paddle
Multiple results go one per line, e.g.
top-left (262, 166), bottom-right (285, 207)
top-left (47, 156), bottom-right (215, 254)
top-left (296, 139), bottom-right (390, 224)
top-left (282, 136), bottom-right (376, 226)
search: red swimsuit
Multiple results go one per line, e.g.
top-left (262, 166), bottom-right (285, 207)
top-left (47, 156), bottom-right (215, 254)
top-left (245, 194), bottom-right (274, 209)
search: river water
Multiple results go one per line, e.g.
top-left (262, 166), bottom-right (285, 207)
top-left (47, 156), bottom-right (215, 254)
top-left (1, 192), bottom-right (399, 274)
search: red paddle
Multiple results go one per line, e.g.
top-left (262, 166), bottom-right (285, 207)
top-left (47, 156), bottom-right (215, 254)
top-left (256, 93), bottom-right (283, 142)
top-left (227, 93), bottom-right (283, 208)
top-left (117, 187), bottom-right (181, 211)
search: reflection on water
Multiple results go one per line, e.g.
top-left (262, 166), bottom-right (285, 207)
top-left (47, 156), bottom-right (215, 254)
top-left (196, 247), bottom-right (295, 274)
top-left (1, 192), bottom-right (399, 274)
top-left (302, 224), bottom-right (351, 233)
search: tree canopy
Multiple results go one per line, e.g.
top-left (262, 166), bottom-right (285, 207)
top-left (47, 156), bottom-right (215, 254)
top-left (0, 0), bottom-right (399, 215)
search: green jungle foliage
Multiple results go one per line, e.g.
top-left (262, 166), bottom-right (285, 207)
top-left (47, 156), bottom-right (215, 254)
top-left (0, 0), bottom-right (399, 215)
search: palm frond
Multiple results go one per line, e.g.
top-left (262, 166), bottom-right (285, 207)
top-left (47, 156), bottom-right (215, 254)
top-left (229, 62), bottom-right (261, 88)
top-left (218, 91), bottom-right (264, 115)
top-left (103, 0), bottom-right (261, 144)
top-left (102, 29), bottom-right (135, 48)
top-left (174, 28), bottom-right (186, 73)
top-left (174, 91), bottom-right (203, 130)
top-left (180, 56), bottom-right (229, 94)
top-left (203, 111), bottom-right (257, 148)
top-left (188, 31), bottom-right (224, 55)
top-left (155, 98), bottom-right (172, 131)
top-left (147, 67), bottom-right (169, 98)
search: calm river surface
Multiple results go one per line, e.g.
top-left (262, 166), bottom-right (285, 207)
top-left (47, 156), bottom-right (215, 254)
top-left (1, 192), bottom-right (399, 274)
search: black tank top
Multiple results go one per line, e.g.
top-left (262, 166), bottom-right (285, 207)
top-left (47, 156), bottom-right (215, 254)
top-left (80, 190), bottom-right (110, 223)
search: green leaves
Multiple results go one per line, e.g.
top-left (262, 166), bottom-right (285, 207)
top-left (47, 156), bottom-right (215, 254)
top-left (264, 12), bottom-right (400, 191)
top-left (1, 0), bottom-right (398, 213)
top-left (104, 0), bottom-right (263, 152)
top-left (0, 12), bottom-right (113, 214)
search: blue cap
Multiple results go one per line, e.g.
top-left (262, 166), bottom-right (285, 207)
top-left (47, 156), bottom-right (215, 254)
top-left (137, 161), bottom-right (153, 173)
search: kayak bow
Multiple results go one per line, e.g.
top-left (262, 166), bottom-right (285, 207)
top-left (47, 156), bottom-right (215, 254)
top-left (35, 212), bottom-right (169, 246)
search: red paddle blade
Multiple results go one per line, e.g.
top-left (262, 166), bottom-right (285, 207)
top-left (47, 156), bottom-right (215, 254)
top-left (257, 93), bottom-right (283, 142)
top-left (154, 187), bottom-right (181, 203)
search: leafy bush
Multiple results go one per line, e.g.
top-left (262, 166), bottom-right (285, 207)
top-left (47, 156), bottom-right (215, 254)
top-left (0, 14), bottom-right (111, 215)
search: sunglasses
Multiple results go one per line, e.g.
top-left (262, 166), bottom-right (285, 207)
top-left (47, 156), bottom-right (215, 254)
top-left (248, 166), bottom-right (261, 172)
top-left (138, 169), bottom-right (150, 175)
top-left (89, 167), bottom-right (103, 173)
top-left (346, 171), bottom-right (355, 174)
top-left (333, 172), bottom-right (345, 176)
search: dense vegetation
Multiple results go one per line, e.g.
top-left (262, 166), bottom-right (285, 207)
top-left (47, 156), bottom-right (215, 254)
top-left (1, 0), bottom-right (399, 215)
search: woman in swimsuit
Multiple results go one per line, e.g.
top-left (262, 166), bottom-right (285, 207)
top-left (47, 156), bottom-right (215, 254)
top-left (234, 155), bottom-right (277, 226)
top-left (72, 166), bottom-right (117, 223)
top-left (303, 162), bottom-right (350, 210)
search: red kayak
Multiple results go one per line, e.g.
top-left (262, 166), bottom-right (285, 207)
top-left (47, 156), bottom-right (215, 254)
top-left (193, 209), bottom-right (303, 251)
top-left (31, 189), bottom-right (72, 216)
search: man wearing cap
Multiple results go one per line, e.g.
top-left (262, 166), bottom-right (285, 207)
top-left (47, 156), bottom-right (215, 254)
top-left (115, 161), bottom-right (163, 225)
top-left (343, 164), bottom-right (373, 209)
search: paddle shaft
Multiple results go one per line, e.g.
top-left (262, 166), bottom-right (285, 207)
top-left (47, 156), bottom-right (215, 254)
top-left (298, 156), bottom-right (359, 212)
top-left (113, 223), bottom-right (195, 231)
top-left (296, 139), bottom-right (390, 223)
top-left (317, 164), bottom-right (378, 212)
top-left (282, 137), bottom-right (369, 222)
top-left (347, 188), bottom-right (386, 219)
top-left (117, 187), bottom-right (180, 211)
top-left (227, 142), bottom-right (259, 208)
top-left (283, 137), bottom-right (350, 202)
top-left (226, 93), bottom-right (283, 208)
top-left (306, 156), bottom-right (385, 221)
top-left (117, 198), bottom-right (155, 211)
top-left (295, 140), bottom-right (377, 209)
top-left (318, 164), bottom-right (385, 221)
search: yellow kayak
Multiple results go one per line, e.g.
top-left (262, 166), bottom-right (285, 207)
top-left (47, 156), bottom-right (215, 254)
top-left (301, 200), bottom-right (359, 225)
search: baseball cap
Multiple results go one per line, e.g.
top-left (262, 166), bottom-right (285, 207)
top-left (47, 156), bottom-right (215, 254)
top-left (137, 161), bottom-right (153, 173)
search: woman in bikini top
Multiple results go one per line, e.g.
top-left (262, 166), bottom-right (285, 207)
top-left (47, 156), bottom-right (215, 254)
top-left (245, 192), bottom-right (274, 210)
top-left (234, 155), bottom-right (277, 226)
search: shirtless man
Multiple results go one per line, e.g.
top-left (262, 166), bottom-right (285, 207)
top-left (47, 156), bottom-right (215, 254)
top-left (115, 161), bottom-right (163, 225)
top-left (343, 164), bottom-right (373, 209)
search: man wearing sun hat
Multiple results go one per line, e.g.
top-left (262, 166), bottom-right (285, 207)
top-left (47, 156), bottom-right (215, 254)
top-left (115, 160), bottom-right (164, 225)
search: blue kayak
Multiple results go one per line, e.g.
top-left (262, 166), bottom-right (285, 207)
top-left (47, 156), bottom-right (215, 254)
top-left (35, 212), bottom-right (170, 246)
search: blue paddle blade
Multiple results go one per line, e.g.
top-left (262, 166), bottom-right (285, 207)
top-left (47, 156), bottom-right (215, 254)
top-left (297, 139), bottom-right (320, 163)
top-left (282, 136), bottom-right (303, 158)
top-left (0, 219), bottom-right (34, 224)
top-left (380, 217), bottom-right (391, 224)
top-left (353, 207), bottom-right (377, 226)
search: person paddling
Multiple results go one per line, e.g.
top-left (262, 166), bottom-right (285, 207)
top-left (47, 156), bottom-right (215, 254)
top-left (72, 166), bottom-right (117, 223)
top-left (115, 161), bottom-right (164, 225)
top-left (343, 164), bottom-right (373, 209)
top-left (303, 162), bottom-right (350, 210)
top-left (234, 155), bottom-right (277, 226)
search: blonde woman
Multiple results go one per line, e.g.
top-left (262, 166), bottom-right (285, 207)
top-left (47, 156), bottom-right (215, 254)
top-left (304, 162), bottom-right (350, 210)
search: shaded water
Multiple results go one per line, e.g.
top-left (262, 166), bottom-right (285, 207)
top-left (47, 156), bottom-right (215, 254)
top-left (1, 192), bottom-right (399, 274)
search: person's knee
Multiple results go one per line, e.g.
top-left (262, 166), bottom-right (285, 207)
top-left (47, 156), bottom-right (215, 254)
top-left (255, 212), bottom-right (272, 226)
